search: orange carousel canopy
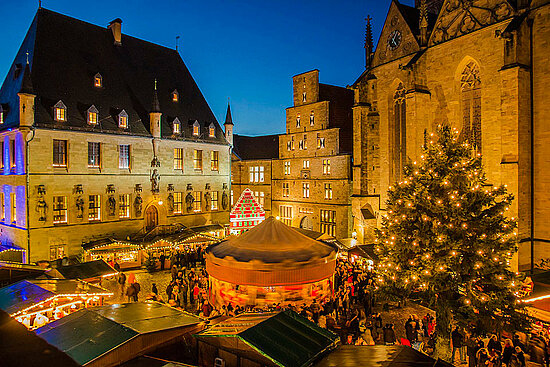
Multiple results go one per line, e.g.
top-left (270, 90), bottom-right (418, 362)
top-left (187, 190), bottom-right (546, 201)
top-left (206, 217), bottom-right (337, 286)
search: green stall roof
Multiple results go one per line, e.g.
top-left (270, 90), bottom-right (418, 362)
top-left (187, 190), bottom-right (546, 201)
top-left (36, 309), bottom-right (138, 365)
top-left (196, 310), bottom-right (338, 367)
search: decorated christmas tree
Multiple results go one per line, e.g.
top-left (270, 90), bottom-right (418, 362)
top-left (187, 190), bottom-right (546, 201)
top-left (375, 124), bottom-right (527, 357)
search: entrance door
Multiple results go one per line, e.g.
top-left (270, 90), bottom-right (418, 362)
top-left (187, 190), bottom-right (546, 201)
top-left (300, 216), bottom-right (313, 231)
top-left (145, 205), bottom-right (158, 232)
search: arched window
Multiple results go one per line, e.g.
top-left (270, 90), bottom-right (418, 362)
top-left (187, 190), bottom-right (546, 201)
top-left (118, 110), bottom-right (128, 128)
top-left (460, 61), bottom-right (481, 152)
top-left (54, 100), bottom-right (67, 122)
top-left (392, 83), bottom-right (406, 181)
top-left (193, 120), bottom-right (200, 136)
top-left (94, 73), bottom-right (102, 88)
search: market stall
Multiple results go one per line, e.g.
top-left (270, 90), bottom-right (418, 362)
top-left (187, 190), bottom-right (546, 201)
top-left (206, 216), bottom-right (337, 307)
top-left (229, 188), bottom-right (265, 235)
top-left (0, 279), bottom-right (113, 329)
top-left (84, 239), bottom-right (143, 269)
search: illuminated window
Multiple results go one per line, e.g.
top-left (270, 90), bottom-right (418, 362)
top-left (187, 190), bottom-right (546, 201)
top-left (209, 123), bottom-right (215, 137)
top-left (173, 192), bottom-right (183, 214)
top-left (119, 194), bottom-right (130, 218)
top-left (296, 114), bottom-right (301, 128)
top-left (52, 140), bottom-right (67, 167)
top-left (88, 195), bottom-right (100, 221)
top-left (0, 106), bottom-right (4, 124)
top-left (53, 196), bottom-right (67, 224)
top-left (10, 193), bottom-right (16, 223)
top-left (172, 89), bottom-right (179, 102)
top-left (49, 245), bottom-right (66, 261)
top-left (323, 159), bottom-right (331, 175)
top-left (88, 142), bottom-right (101, 168)
top-left (173, 118), bottom-right (181, 134)
top-left (324, 183), bottom-right (333, 200)
top-left (211, 191), bottom-right (218, 210)
top-left (193, 150), bottom-right (203, 170)
top-left (299, 135), bottom-right (307, 150)
top-left (94, 73), bottom-right (102, 87)
top-left (302, 92), bottom-right (306, 102)
top-left (317, 135), bottom-right (325, 149)
top-left (193, 191), bottom-right (202, 212)
top-left (302, 183), bottom-right (310, 198)
top-left (284, 161), bottom-right (291, 175)
top-left (0, 193), bottom-right (3, 221)
top-left (54, 100), bottom-right (67, 122)
top-left (87, 105), bottom-right (99, 125)
top-left (211, 151), bottom-right (219, 171)
top-left (231, 190), bottom-right (234, 206)
top-left (320, 209), bottom-right (336, 236)
top-left (310, 111), bottom-right (314, 126)
top-left (193, 121), bottom-right (200, 136)
top-left (118, 110), bottom-right (128, 128)
top-left (174, 148), bottom-right (184, 170)
top-left (10, 140), bottom-right (15, 169)
top-left (303, 160), bottom-right (310, 169)
top-left (119, 144), bottom-right (130, 169)
top-left (280, 205), bottom-right (292, 226)
top-left (282, 183), bottom-right (290, 197)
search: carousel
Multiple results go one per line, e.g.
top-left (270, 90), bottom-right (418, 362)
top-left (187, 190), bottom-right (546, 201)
top-left (206, 216), bottom-right (337, 307)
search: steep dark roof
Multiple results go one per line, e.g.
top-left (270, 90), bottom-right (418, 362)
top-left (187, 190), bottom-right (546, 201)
top-left (233, 133), bottom-right (279, 160)
top-left (19, 62), bottom-right (34, 95)
top-left (224, 102), bottom-right (233, 125)
top-left (396, 1), bottom-right (438, 36)
top-left (0, 8), bottom-right (227, 144)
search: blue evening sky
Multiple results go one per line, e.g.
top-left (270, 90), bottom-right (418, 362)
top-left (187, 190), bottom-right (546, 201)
top-left (0, 0), bottom-right (414, 136)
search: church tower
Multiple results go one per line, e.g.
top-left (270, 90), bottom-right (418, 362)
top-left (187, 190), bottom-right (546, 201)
top-left (224, 101), bottom-right (234, 146)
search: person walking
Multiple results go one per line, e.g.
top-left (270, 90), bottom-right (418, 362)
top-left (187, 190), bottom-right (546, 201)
top-left (502, 339), bottom-right (514, 367)
top-left (132, 281), bottom-right (140, 302)
top-left (117, 271), bottom-right (126, 297)
top-left (451, 326), bottom-right (465, 364)
top-left (159, 253), bottom-right (165, 271)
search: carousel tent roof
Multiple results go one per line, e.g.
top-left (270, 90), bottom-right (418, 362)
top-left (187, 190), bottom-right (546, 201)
top-left (0, 279), bottom-right (111, 315)
top-left (48, 260), bottom-right (117, 280)
top-left (209, 216), bottom-right (336, 263)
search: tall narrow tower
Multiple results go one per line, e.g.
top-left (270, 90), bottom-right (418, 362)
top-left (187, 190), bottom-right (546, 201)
top-left (224, 101), bottom-right (234, 146)
top-left (365, 16), bottom-right (373, 69)
top-left (18, 59), bottom-right (35, 130)
top-left (149, 79), bottom-right (162, 165)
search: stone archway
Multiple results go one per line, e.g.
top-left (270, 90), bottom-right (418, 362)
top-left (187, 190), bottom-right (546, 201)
top-left (145, 205), bottom-right (158, 232)
top-left (300, 216), bottom-right (313, 231)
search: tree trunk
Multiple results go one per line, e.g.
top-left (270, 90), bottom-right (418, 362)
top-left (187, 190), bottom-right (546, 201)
top-left (434, 296), bottom-right (452, 361)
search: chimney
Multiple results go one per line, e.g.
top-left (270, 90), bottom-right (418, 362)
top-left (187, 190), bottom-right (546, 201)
top-left (108, 18), bottom-right (122, 46)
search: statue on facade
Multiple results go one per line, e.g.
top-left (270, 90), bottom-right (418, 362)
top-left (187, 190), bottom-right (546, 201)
top-left (75, 196), bottom-right (84, 219)
top-left (36, 197), bottom-right (48, 222)
top-left (204, 191), bottom-right (211, 211)
top-left (167, 192), bottom-right (174, 213)
top-left (107, 195), bottom-right (117, 216)
top-left (222, 191), bottom-right (229, 210)
top-left (185, 192), bottom-right (195, 213)
top-left (134, 194), bottom-right (143, 217)
top-left (150, 169), bottom-right (160, 194)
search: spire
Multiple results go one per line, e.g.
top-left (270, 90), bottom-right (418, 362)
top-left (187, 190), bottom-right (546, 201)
top-left (419, 0), bottom-right (429, 46)
top-left (19, 54), bottom-right (34, 95)
top-left (364, 16), bottom-right (373, 69)
top-left (224, 99), bottom-right (233, 125)
top-left (151, 79), bottom-right (161, 113)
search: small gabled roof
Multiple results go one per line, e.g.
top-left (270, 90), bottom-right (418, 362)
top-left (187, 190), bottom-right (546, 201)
top-left (233, 134), bottom-right (280, 160)
top-left (224, 102), bottom-right (233, 125)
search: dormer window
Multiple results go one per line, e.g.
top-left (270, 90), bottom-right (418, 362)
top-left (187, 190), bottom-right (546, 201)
top-left (54, 100), bottom-right (67, 122)
top-left (193, 121), bottom-right (200, 136)
top-left (94, 73), bottom-right (102, 88)
top-left (172, 89), bottom-right (179, 102)
top-left (209, 123), bottom-right (215, 137)
top-left (87, 105), bottom-right (99, 125)
top-left (118, 110), bottom-right (128, 128)
top-left (173, 118), bottom-right (181, 134)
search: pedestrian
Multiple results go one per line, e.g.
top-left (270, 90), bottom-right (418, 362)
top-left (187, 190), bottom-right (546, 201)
top-left (114, 259), bottom-right (121, 272)
top-left (502, 339), bottom-right (514, 366)
top-left (159, 253), bottom-right (165, 270)
top-left (126, 282), bottom-right (136, 302)
top-left (466, 334), bottom-right (478, 367)
top-left (513, 346), bottom-right (525, 367)
top-left (117, 271), bottom-right (126, 297)
top-left (132, 281), bottom-right (140, 302)
top-left (383, 323), bottom-right (396, 345)
top-left (152, 283), bottom-right (158, 295)
top-left (451, 326), bottom-right (465, 364)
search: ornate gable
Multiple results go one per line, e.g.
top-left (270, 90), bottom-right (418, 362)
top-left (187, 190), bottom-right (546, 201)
top-left (373, 0), bottom-right (421, 67)
top-left (429, 0), bottom-right (514, 46)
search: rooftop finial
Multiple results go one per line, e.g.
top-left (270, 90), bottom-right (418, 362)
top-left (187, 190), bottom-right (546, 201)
top-left (364, 16), bottom-right (373, 69)
top-left (26, 50), bottom-right (29, 65)
top-left (419, 0), bottom-right (428, 46)
top-left (176, 36), bottom-right (180, 51)
top-left (154, 78), bottom-right (157, 91)
top-left (39, 0), bottom-right (42, 9)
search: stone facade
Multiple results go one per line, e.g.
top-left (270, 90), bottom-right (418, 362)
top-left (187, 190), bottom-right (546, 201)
top-left (232, 70), bottom-right (354, 240)
top-left (351, 0), bottom-right (550, 270)
top-left (0, 10), bottom-right (231, 263)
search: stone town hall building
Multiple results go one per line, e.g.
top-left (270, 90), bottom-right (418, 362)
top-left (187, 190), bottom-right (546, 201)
top-left (0, 9), bottom-right (231, 262)
top-left (351, 0), bottom-right (550, 270)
